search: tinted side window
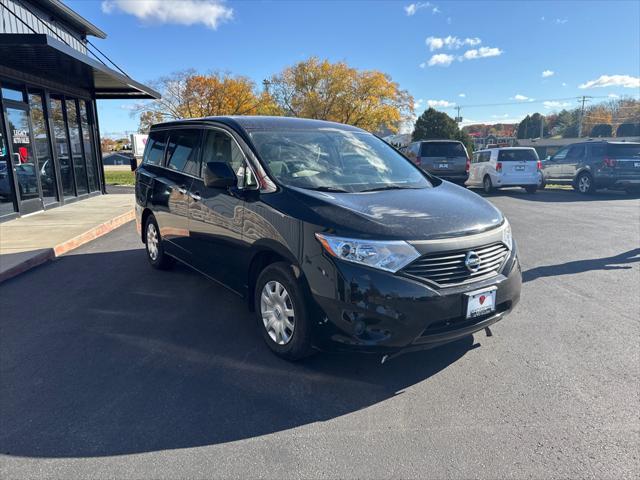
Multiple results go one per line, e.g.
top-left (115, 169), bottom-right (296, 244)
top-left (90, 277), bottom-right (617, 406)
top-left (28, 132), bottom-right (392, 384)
top-left (202, 130), bottom-right (245, 185)
top-left (143, 131), bottom-right (167, 166)
top-left (166, 129), bottom-right (202, 174)
top-left (566, 145), bottom-right (586, 160)
top-left (553, 147), bottom-right (569, 160)
top-left (590, 144), bottom-right (606, 159)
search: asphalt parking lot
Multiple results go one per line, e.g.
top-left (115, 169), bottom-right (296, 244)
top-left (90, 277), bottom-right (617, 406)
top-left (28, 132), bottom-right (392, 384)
top-left (1, 188), bottom-right (639, 479)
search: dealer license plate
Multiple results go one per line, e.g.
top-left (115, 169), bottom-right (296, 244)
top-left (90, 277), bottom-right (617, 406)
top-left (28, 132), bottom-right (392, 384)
top-left (465, 288), bottom-right (497, 319)
top-left (515, 165), bottom-right (525, 171)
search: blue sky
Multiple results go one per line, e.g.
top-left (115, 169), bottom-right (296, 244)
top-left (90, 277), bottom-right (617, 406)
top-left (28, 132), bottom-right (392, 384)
top-left (66, 0), bottom-right (640, 137)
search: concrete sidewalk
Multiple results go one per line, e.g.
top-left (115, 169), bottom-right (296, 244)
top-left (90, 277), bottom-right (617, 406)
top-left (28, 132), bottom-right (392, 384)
top-left (0, 194), bottom-right (134, 283)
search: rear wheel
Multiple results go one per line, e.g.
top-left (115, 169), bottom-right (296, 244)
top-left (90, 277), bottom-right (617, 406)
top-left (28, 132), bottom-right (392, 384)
top-left (576, 172), bottom-right (595, 195)
top-left (144, 215), bottom-right (174, 270)
top-left (538, 172), bottom-right (546, 190)
top-left (483, 175), bottom-right (493, 194)
top-left (525, 185), bottom-right (537, 194)
top-left (254, 262), bottom-right (314, 361)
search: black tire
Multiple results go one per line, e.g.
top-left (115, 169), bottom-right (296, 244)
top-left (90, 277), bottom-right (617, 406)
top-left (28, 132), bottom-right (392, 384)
top-left (525, 185), bottom-right (537, 194)
top-left (538, 173), bottom-right (546, 190)
top-left (483, 175), bottom-right (493, 194)
top-left (144, 214), bottom-right (174, 270)
top-left (576, 172), bottom-right (596, 195)
top-left (254, 262), bottom-right (315, 361)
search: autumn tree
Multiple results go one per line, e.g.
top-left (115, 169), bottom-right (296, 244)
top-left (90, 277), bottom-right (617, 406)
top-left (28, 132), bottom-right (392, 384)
top-left (134, 70), bottom-right (280, 131)
top-left (267, 57), bottom-right (413, 134)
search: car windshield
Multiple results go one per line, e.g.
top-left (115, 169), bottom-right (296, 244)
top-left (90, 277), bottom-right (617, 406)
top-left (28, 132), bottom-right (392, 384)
top-left (607, 144), bottom-right (640, 158)
top-left (498, 149), bottom-right (539, 161)
top-left (421, 142), bottom-right (466, 157)
top-left (250, 129), bottom-right (432, 193)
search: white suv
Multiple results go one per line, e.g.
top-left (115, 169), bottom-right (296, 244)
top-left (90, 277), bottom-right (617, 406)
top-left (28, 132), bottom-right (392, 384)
top-left (466, 147), bottom-right (541, 194)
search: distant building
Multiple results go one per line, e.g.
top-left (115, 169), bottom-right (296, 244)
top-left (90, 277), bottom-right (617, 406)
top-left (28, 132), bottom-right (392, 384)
top-left (472, 134), bottom-right (517, 150)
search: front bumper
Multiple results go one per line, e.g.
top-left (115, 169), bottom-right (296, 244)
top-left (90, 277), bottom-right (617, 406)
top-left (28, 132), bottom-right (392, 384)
top-left (307, 243), bottom-right (521, 354)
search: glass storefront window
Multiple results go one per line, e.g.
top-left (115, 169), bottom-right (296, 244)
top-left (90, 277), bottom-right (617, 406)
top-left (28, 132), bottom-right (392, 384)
top-left (80, 101), bottom-right (100, 192)
top-left (29, 93), bottom-right (58, 204)
top-left (49, 96), bottom-right (75, 198)
top-left (5, 107), bottom-right (39, 201)
top-left (0, 122), bottom-right (18, 217)
top-left (65, 99), bottom-right (88, 195)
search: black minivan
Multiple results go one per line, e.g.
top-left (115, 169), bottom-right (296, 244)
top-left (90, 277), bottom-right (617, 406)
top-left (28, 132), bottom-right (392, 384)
top-left (134, 117), bottom-right (521, 361)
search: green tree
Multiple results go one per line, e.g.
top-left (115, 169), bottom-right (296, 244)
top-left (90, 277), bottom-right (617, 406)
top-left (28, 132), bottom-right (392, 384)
top-left (516, 113), bottom-right (546, 139)
top-left (412, 108), bottom-right (459, 141)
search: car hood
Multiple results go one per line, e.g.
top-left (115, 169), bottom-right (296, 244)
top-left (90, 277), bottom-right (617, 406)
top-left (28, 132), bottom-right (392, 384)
top-left (286, 181), bottom-right (504, 240)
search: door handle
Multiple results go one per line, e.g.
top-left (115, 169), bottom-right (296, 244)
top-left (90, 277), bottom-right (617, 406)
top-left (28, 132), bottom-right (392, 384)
top-left (190, 192), bottom-right (201, 202)
top-left (177, 186), bottom-right (187, 195)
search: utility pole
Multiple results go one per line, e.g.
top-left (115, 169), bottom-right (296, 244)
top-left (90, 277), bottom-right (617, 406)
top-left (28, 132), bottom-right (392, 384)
top-left (540, 114), bottom-right (544, 139)
top-left (455, 105), bottom-right (462, 123)
top-left (577, 95), bottom-right (592, 137)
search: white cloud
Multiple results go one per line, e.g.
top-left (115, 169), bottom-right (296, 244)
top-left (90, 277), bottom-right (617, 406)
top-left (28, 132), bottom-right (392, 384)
top-left (608, 93), bottom-right (620, 98)
top-left (542, 70), bottom-right (555, 78)
top-left (458, 93), bottom-right (466, 98)
top-left (415, 98), bottom-right (424, 110)
top-left (543, 101), bottom-right (571, 109)
top-left (426, 36), bottom-right (481, 51)
top-left (427, 99), bottom-right (455, 108)
top-left (491, 114), bottom-right (511, 119)
top-left (579, 74), bottom-right (640, 89)
top-left (462, 46), bottom-right (502, 60)
top-left (555, 18), bottom-right (568, 24)
top-left (419, 62), bottom-right (426, 69)
top-left (101, 0), bottom-right (233, 29)
top-left (404, 2), bottom-right (434, 16)
top-left (432, 6), bottom-right (441, 13)
top-left (446, 16), bottom-right (452, 24)
top-left (513, 94), bottom-right (532, 101)
top-left (427, 53), bottom-right (455, 67)
top-left (562, 82), bottom-right (567, 87)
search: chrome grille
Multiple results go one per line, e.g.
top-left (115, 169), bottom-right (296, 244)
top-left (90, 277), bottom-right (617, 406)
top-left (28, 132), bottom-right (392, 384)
top-left (401, 242), bottom-right (510, 287)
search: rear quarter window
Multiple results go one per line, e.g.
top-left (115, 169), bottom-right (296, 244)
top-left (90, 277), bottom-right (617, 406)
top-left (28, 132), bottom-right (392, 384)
top-left (498, 149), bottom-right (538, 161)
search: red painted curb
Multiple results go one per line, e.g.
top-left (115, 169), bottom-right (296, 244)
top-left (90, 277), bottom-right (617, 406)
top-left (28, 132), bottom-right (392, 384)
top-left (0, 209), bottom-right (135, 284)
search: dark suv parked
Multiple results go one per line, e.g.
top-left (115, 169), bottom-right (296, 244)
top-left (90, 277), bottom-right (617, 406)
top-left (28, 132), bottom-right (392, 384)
top-left (540, 141), bottom-right (640, 194)
top-left (134, 117), bottom-right (521, 361)
top-left (405, 140), bottom-right (470, 183)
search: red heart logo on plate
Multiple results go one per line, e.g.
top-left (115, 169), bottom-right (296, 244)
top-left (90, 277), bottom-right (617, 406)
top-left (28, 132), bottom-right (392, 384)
top-left (479, 295), bottom-right (486, 305)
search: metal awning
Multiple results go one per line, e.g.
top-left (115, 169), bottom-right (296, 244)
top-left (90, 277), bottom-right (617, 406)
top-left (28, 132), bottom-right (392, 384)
top-left (0, 33), bottom-right (160, 99)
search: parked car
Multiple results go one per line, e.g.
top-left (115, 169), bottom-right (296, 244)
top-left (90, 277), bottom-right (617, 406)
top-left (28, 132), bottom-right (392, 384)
top-left (540, 141), bottom-right (640, 194)
top-left (466, 147), bottom-right (540, 194)
top-left (134, 117), bottom-right (521, 361)
top-left (404, 140), bottom-right (470, 183)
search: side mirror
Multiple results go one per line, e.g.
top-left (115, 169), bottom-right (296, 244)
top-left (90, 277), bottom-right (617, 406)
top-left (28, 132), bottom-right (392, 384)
top-left (204, 162), bottom-right (237, 188)
top-left (130, 157), bottom-right (138, 172)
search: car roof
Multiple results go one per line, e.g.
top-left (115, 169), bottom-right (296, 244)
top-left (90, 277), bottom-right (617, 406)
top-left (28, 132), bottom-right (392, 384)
top-left (414, 139), bottom-right (463, 143)
top-left (477, 147), bottom-right (535, 152)
top-left (151, 116), bottom-right (364, 133)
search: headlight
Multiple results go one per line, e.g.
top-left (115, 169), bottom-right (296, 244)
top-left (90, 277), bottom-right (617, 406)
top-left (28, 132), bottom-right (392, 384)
top-left (315, 233), bottom-right (420, 273)
top-left (502, 217), bottom-right (513, 251)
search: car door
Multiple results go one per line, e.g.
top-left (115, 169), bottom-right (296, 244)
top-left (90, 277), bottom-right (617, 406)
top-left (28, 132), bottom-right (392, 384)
top-left (544, 146), bottom-right (568, 181)
top-left (563, 144), bottom-right (586, 179)
top-left (152, 128), bottom-right (200, 261)
top-left (187, 127), bottom-right (253, 293)
top-left (468, 152), bottom-right (480, 184)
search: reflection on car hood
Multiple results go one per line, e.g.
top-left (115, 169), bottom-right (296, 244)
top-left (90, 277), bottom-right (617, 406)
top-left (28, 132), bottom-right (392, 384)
top-left (288, 182), bottom-right (503, 240)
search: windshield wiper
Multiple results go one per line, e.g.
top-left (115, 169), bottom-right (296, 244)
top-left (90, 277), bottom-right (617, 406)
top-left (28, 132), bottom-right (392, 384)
top-left (360, 185), bottom-right (417, 193)
top-left (308, 186), bottom-right (349, 193)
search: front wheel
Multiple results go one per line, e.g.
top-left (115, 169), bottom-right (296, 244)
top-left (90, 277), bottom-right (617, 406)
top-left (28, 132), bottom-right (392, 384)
top-left (483, 176), bottom-right (493, 194)
top-left (254, 262), bottom-right (314, 361)
top-left (576, 172), bottom-right (595, 195)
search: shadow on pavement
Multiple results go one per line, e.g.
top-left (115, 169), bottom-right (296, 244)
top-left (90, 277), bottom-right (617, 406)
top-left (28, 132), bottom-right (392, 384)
top-left (477, 187), bottom-right (639, 203)
top-left (523, 248), bottom-right (640, 282)
top-left (0, 247), bottom-right (474, 458)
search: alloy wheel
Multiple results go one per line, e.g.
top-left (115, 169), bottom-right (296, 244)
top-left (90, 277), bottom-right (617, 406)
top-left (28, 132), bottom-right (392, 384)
top-left (578, 175), bottom-right (591, 193)
top-left (146, 222), bottom-right (159, 261)
top-left (260, 280), bottom-right (295, 345)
